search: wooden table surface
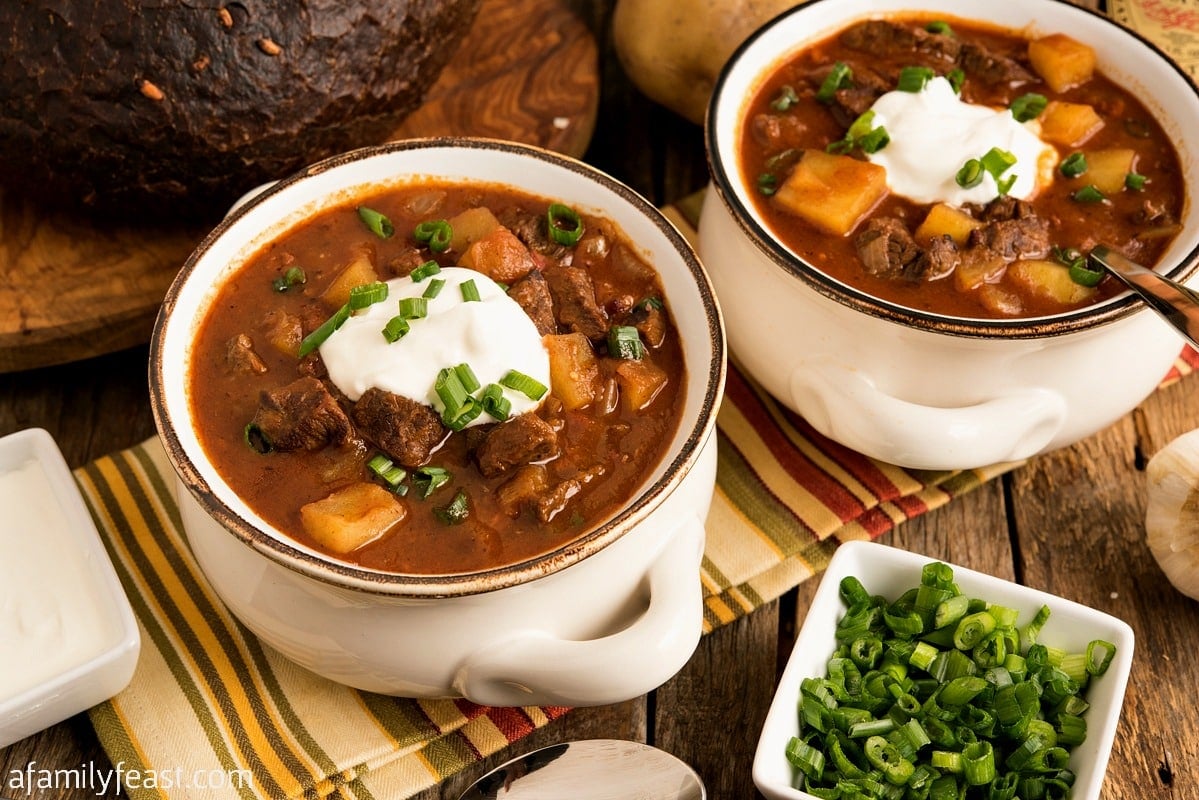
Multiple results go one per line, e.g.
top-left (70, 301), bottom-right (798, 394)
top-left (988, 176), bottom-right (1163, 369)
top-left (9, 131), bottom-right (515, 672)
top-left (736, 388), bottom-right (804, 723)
top-left (4, 2), bottom-right (1199, 798)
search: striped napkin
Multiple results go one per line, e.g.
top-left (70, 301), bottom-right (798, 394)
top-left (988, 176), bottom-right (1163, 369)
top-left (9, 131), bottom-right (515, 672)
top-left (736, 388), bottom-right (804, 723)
top-left (79, 201), bottom-right (1199, 799)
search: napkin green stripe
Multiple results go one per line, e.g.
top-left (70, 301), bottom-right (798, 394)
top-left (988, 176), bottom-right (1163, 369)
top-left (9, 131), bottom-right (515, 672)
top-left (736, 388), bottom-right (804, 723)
top-left (79, 458), bottom-right (269, 800)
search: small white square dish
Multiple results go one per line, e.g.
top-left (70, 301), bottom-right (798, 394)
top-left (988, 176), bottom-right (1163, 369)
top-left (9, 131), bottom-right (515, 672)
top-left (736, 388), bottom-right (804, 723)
top-left (753, 540), bottom-right (1134, 800)
top-left (0, 428), bottom-right (140, 748)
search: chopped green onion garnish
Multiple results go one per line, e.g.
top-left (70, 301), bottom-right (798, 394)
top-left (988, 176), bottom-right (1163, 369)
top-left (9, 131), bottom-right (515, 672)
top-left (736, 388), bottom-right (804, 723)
top-left (1125, 172), bottom-right (1147, 191)
top-left (956, 159), bottom-right (984, 189)
top-left (412, 466), bottom-right (451, 498)
top-left (414, 219), bottom-right (453, 252)
top-left (443, 397), bottom-right (483, 431)
top-left (409, 260), bottom-right (441, 282)
top-left (454, 363), bottom-right (480, 394)
top-left (297, 303), bottom-right (351, 357)
top-left (398, 296), bottom-right (428, 320)
top-left (547, 203), bottom-right (584, 247)
top-left (980, 147), bottom-right (1017, 178)
top-left (925, 20), bottom-right (954, 36)
top-left (243, 422), bottom-right (272, 454)
top-left (272, 266), bottom-right (307, 292)
top-left (607, 325), bottom-right (644, 360)
top-left (422, 278), bottom-right (446, 299)
top-left (1072, 185), bottom-right (1106, 203)
top-left (434, 489), bottom-right (470, 525)
top-left (348, 281), bottom-right (389, 310)
top-left (770, 84), bottom-right (799, 111)
top-left (480, 383), bottom-right (512, 421)
top-left (757, 173), bottom-right (779, 196)
top-left (381, 315), bottom-right (410, 343)
top-left (828, 110), bottom-right (889, 155)
top-left (897, 66), bottom-right (936, 93)
top-left (367, 454), bottom-right (407, 492)
top-left (434, 366), bottom-right (471, 415)
top-left (460, 278), bottom-right (481, 302)
top-left (637, 296), bottom-right (664, 311)
top-left (1009, 93), bottom-right (1047, 122)
top-left (816, 61), bottom-right (852, 104)
top-left (858, 126), bottom-right (890, 154)
top-left (946, 68), bottom-right (965, 94)
top-left (1070, 259), bottom-right (1105, 287)
top-left (500, 369), bottom-right (548, 401)
top-left (357, 206), bottom-right (394, 239)
top-left (1059, 152), bottom-right (1088, 178)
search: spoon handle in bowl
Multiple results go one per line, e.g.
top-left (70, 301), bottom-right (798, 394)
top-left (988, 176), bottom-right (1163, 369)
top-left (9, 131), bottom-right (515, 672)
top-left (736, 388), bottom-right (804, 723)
top-left (1090, 244), bottom-right (1199, 350)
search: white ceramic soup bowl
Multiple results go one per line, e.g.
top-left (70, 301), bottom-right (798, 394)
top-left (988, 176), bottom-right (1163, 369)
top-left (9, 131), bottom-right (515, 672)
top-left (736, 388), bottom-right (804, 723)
top-left (700, 0), bottom-right (1199, 471)
top-left (149, 138), bottom-right (726, 707)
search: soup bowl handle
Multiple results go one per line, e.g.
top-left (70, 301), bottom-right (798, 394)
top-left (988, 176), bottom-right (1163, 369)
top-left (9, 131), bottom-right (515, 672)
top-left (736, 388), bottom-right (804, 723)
top-left (452, 512), bottom-right (706, 708)
top-left (790, 359), bottom-right (1068, 471)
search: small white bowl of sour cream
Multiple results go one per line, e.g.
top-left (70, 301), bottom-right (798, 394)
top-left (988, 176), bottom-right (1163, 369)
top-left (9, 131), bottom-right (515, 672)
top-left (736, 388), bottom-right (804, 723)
top-left (0, 428), bottom-right (140, 749)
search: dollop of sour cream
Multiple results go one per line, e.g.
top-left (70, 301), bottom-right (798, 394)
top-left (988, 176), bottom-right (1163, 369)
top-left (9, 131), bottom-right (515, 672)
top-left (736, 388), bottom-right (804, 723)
top-left (865, 77), bottom-right (1056, 206)
top-left (320, 267), bottom-right (550, 425)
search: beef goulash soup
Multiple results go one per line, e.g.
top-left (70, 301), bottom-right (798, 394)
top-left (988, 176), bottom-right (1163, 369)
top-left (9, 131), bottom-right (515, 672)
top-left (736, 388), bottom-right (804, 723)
top-left (190, 182), bottom-right (686, 574)
top-left (741, 14), bottom-right (1185, 319)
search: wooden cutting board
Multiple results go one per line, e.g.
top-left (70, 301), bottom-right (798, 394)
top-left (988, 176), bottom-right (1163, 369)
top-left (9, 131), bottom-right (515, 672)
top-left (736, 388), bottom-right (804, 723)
top-left (0, 0), bottom-right (598, 374)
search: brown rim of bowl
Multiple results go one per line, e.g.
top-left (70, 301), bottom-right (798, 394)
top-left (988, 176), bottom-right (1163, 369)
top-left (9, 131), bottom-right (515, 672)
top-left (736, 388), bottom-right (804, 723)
top-left (704, 0), bottom-right (1199, 340)
top-left (149, 136), bottom-right (726, 599)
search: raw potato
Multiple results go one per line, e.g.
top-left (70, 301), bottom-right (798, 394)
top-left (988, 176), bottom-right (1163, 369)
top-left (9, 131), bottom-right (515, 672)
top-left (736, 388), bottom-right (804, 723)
top-left (612, 0), bottom-right (804, 124)
top-left (300, 483), bottom-right (406, 554)
top-left (773, 150), bottom-right (888, 236)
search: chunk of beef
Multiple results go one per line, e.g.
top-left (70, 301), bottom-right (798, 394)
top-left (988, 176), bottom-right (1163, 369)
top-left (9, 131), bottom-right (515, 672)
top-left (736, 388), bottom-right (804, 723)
top-left (923, 235), bottom-right (961, 280)
top-left (546, 266), bottom-right (609, 340)
top-left (840, 19), bottom-right (960, 62)
top-left (251, 376), bottom-right (352, 452)
top-left (351, 388), bottom-right (446, 468)
top-left (965, 199), bottom-right (1050, 260)
top-left (535, 464), bottom-right (606, 524)
top-left (957, 41), bottom-right (1034, 86)
top-left (498, 206), bottom-right (572, 261)
top-left (507, 270), bottom-right (558, 335)
top-left (855, 217), bottom-right (924, 280)
top-left (475, 413), bottom-right (559, 478)
top-left (385, 246), bottom-right (430, 277)
top-left (226, 333), bottom-right (266, 375)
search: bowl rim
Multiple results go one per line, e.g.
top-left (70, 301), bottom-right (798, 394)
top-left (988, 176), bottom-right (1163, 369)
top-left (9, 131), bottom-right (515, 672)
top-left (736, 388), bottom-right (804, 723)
top-left (751, 539), bottom-right (1136, 800)
top-left (149, 136), bottom-right (727, 598)
top-left (705, 0), bottom-right (1199, 339)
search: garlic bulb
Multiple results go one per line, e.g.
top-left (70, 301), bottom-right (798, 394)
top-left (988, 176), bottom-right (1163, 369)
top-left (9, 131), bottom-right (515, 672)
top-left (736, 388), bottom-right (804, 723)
top-left (1145, 428), bottom-right (1199, 601)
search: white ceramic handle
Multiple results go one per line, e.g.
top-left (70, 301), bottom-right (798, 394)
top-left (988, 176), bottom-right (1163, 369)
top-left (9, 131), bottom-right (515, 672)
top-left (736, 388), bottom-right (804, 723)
top-left (790, 360), bottom-right (1067, 470)
top-left (453, 515), bottom-right (706, 707)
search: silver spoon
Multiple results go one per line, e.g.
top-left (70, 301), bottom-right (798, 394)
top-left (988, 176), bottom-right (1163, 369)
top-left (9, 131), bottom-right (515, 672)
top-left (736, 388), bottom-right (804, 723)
top-left (1090, 244), bottom-right (1199, 349)
top-left (457, 739), bottom-right (706, 800)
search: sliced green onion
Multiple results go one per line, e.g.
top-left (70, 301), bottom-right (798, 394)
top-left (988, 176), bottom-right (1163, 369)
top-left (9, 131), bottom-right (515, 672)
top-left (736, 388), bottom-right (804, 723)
top-left (479, 383), bottom-right (512, 421)
top-left (357, 206), bottom-right (394, 239)
top-left (607, 325), bottom-right (644, 360)
top-left (637, 296), bottom-right (665, 311)
top-left (381, 315), bottom-right (410, 343)
top-left (1010, 93), bottom-right (1048, 122)
top-left (547, 202), bottom-right (584, 246)
top-left (367, 454), bottom-right (407, 492)
top-left (925, 20), bottom-right (954, 35)
top-left (348, 281), bottom-right (389, 310)
top-left (1059, 152), bottom-right (1088, 178)
top-left (770, 84), bottom-right (799, 111)
top-left (864, 736), bottom-right (915, 786)
top-left (1071, 258), bottom-right (1105, 287)
top-left (414, 219), bottom-right (453, 252)
top-left (433, 489), bottom-right (470, 525)
top-left (962, 741), bottom-right (997, 786)
top-left (442, 396), bottom-right (483, 431)
top-left (898, 66), bottom-right (937, 93)
top-left (816, 61), bottom-right (852, 103)
top-left (858, 125), bottom-right (890, 154)
top-left (946, 68), bottom-right (965, 94)
top-left (423, 278), bottom-right (446, 299)
top-left (243, 422), bottom-right (272, 454)
top-left (412, 466), bottom-right (451, 498)
top-left (454, 363), bottom-right (481, 394)
top-left (500, 369), bottom-right (548, 401)
top-left (272, 266), bottom-right (307, 292)
top-left (757, 173), bottom-right (779, 196)
top-left (785, 737), bottom-right (826, 781)
top-left (434, 365), bottom-right (471, 415)
top-left (956, 158), bottom-right (984, 189)
top-left (460, 278), bottom-right (481, 302)
top-left (981, 147), bottom-right (1017, 179)
top-left (1072, 185), bottom-right (1106, 203)
top-left (409, 260), bottom-right (441, 282)
top-left (398, 296), bottom-right (428, 320)
top-left (1125, 172), bottom-right (1147, 191)
top-left (298, 303), bottom-right (351, 357)
top-left (1085, 640), bottom-right (1116, 675)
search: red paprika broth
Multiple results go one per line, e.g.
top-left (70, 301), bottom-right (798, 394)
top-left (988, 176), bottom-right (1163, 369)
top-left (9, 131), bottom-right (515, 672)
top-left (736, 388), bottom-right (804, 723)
top-left (740, 14), bottom-right (1184, 319)
top-left (190, 182), bottom-right (686, 574)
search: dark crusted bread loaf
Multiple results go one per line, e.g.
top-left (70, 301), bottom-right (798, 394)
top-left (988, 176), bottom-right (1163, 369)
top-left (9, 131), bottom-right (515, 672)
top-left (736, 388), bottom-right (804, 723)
top-left (0, 0), bottom-right (480, 220)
